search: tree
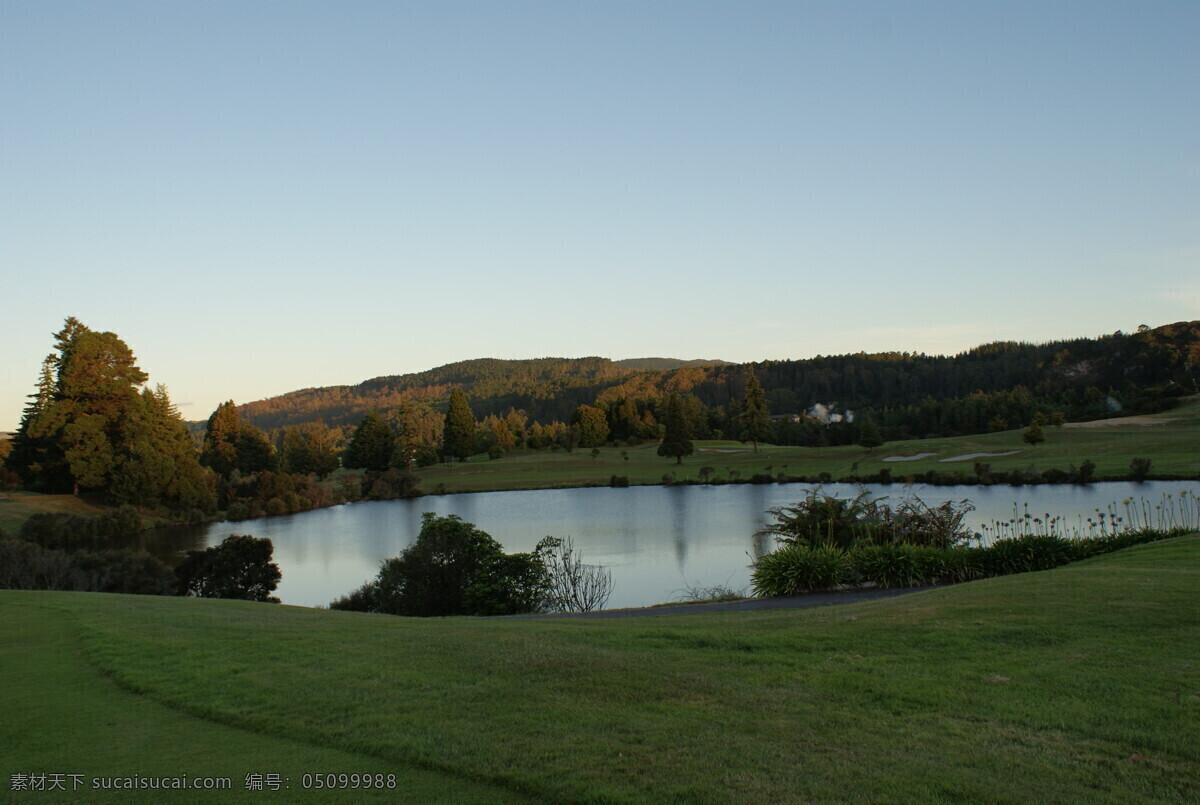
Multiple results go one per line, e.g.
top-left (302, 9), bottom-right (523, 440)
top-left (442, 388), bottom-right (476, 462)
top-left (279, 422), bottom-right (340, 479)
top-left (342, 411), bottom-right (395, 472)
top-left (1022, 422), bottom-right (1045, 447)
top-left (535, 536), bottom-right (613, 612)
top-left (175, 534), bottom-right (281, 602)
top-left (572, 404), bottom-right (610, 448)
top-left (330, 513), bottom-right (547, 616)
top-left (657, 394), bottom-right (693, 465)
top-left (856, 415), bottom-right (883, 452)
top-left (736, 373), bottom-right (775, 451)
top-left (200, 401), bottom-right (242, 478)
top-left (7, 319), bottom-right (210, 507)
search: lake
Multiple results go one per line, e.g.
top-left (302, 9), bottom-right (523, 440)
top-left (153, 480), bottom-right (1200, 610)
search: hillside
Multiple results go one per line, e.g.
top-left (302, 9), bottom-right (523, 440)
top-left (225, 323), bottom-right (1200, 441)
top-left (4, 538), bottom-right (1197, 803)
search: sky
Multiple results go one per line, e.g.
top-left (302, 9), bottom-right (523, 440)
top-left (2, 1), bottom-right (1197, 431)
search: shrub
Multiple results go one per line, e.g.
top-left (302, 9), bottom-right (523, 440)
top-left (849, 544), bottom-right (939, 588)
top-left (332, 514), bottom-right (548, 617)
top-left (982, 535), bottom-right (1074, 576)
top-left (751, 544), bottom-right (850, 596)
top-left (1129, 458), bottom-right (1152, 482)
top-left (1040, 468), bottom-right (1068, 483)
top-left (175, 534), bottom-right (282, 602)
top-left (609, 475), bottom-right (630, 488)
top-left (535, 536), bottom-right (613, 612)
top-left (488, 445), bottom-right (505, 460)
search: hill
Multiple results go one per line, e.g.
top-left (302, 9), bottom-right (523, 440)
top-left (223, 322), bottom-right (1200, 446)
top-left (4, 537), bottom-right (1197, 803)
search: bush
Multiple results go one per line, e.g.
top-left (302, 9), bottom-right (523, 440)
top-left (751, 544), bottom-right (850, 596)
top-left (175, 534), bottom-right (282, 602)
top-left (982, 535), bottom-right (1075, 576)
top-left (488, 445), bottom-right (505, 460)
top-left (1129, 458), bottom-right (1152, 482)
top-left (331, 514), bottom-right (548, 617)
top-left (848, 544), bottom-right (939, 588)
top-left (609, 475), bottom-right (630, 487)
top-left (534, 536), bottom-right (613, 613)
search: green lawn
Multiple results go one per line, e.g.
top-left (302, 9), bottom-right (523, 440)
top-left (414, 396), bottom-right (1200, 494)
top-left (4, 537), bottom-right (1198, 803)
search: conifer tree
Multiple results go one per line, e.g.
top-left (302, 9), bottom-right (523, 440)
top-left (856, 415), bottom-right (883, 452)
top-left (442, 388), bottom-right (477, 462)
top-left (657, 394), bottom-right (693, 465)
top-left (736, 373), bottom-right (775, 452)
top-left (343, 411), bottom-right (395, 472)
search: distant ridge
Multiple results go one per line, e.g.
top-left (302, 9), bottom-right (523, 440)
top-left (217, 322), bottom-right (1199, 438)
top-left (614, 358), bottom-right (731, 370)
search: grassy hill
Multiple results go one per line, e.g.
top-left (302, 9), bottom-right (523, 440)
top-left (4, 537), bottom-right (1198, 803)
top-left (412, 395), bottom-right (1200, 494)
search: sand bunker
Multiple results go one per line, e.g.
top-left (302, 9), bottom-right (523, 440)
top-left (882, 452), bottom-right (938, 462)
top-left (939, 450), bottom-right (1021, 463)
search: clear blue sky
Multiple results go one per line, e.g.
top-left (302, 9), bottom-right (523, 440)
top-left (2, 1), bottom-right (1197, 430)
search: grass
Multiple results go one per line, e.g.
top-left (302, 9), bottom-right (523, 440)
top-left (412, 396), bottom-right (1200, 495)
top-left (4, 536), bottom-right (1198, 803)
top-left (0, 490), bottom-right (108, 537)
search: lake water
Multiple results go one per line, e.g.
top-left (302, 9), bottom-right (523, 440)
top-left (153, 481), bottom-right (1200, 610)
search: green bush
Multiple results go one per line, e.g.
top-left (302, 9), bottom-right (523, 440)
top-left (331, 514), bottom-right (548, 617)
top-left (983, 535), bottom-right (1075, 576)
top-left (751, 545), bottom-right (850, 596)
top-left (849, 544), bottom-right (935, 588)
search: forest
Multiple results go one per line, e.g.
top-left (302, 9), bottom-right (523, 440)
top-left (228, 321), bottom-right (1200, 456)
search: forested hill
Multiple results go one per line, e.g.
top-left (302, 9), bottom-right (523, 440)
top-left (230, 322), bottom-right (1200, 437)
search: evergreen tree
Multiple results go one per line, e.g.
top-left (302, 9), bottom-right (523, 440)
top-left (7, 318), bottom-right (211, 507)
top-left (736, 373), bottom-right (775, 452)
top-left (657, 394), bottom-right (693, 465)
top-left (201, 402), bottom-right (242, 478)
top-left (343, 411), bottom-right (395, 471)
top-left (1022, 422), bottom-right (1046, 447)
top-left (856, 415), bottom-right (884, 452)
top-left (442, 388), bottom-right (477, 462)
top-left (200, 401), bottom-right (276, 477)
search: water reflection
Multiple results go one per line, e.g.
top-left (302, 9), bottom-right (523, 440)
top-left (148, 480), bottom-right (1200, 610)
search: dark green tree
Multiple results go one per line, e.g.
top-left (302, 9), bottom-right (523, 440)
top-left (342, 411), bottom-right (395, 472)
top-left (736, 373), bottom-right (775, 452)
top-left (200, 401), bottom-right (243, 478)
top-left (330, 513), bottom-right (547, 616)
top-left (175, 534), bottom-right (282, 602)
top-left (200, 401), bottom-right (276, 477)
top-left (657, 394), bottom-right (693, 465)
top-left (1022, 422), bottom-right (1045, 447)
top-left (279, 422), bottom-right (340, 479)
top-left (856, 415), bottom-right (884, 452)
top-left (442, 388), bottom-right (477, 462)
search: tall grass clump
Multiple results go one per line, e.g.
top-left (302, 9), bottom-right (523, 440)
top-left (751, 544), bottom-right (850, 596)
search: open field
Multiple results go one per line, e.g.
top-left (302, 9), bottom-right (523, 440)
top-left (413, 396), bottom-right (1200, 495)
top-left (4, 537), bottom-right (1198, 803)
top-left (0, 490), bottom-right (108, 537)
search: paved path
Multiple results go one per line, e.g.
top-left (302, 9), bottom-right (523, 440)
top-left (525, 585), bottom-right (943, 619)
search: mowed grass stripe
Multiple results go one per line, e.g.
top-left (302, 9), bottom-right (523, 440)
top-left (4, 537), bottom-right (1196, 803)
top-left (0, 596), bottom-right (535, 804)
